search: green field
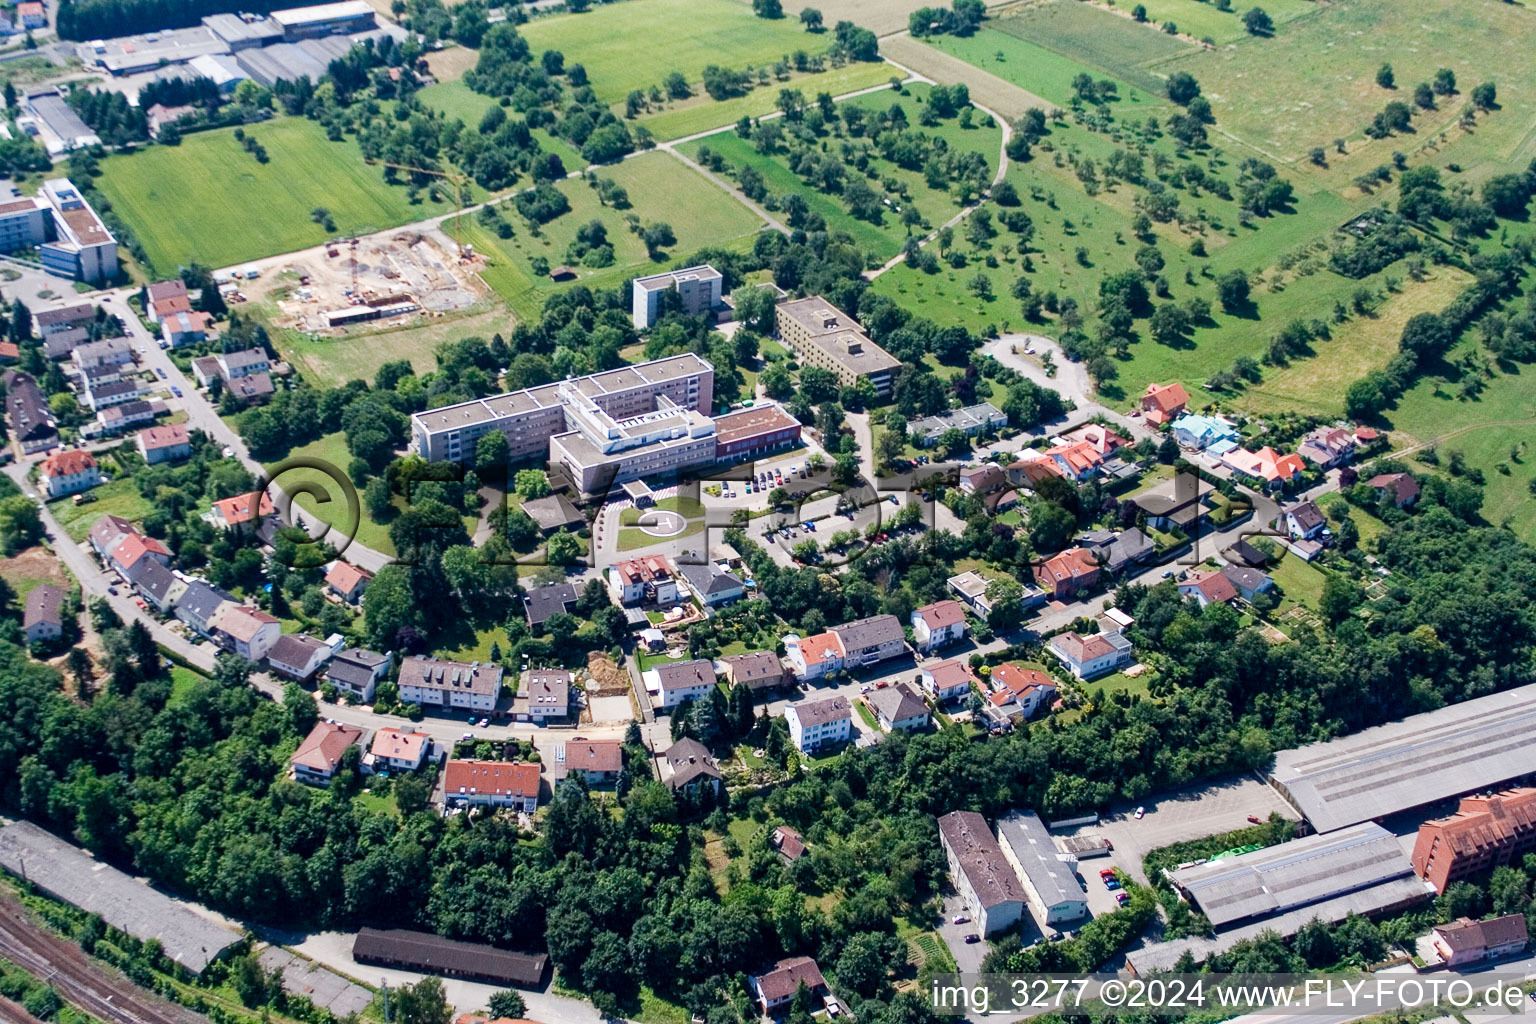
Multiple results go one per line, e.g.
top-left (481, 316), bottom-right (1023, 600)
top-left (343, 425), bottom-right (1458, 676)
top-left (452, 150), bottom-right (762, 318)
top-left (922, 27), bottom-right (1162, 110)
top-left (1104, 0), bottom-right (1320, 44)
top-left (1155, 0), bottom-right (1536, 163)
top-left (638, 60), bottom-right (897, 142)
top-left (418, 80), bottom-right (498, 126)
top-left (95, 118), bottom-right (430, 274)
top-left (990, 0), bottom-right (1194, 97)
top-left (50, 477), bottom-right (153, 542)
top-left (271, 303), bottom-right (510, 387)
top-left (519, 0), bottom-right (831, 104)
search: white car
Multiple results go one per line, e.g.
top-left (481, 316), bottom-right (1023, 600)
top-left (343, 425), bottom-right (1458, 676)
top-left (222, 447), bottom-right (235, 458)
top-left (1134, 806), bottom-right (1146, 819)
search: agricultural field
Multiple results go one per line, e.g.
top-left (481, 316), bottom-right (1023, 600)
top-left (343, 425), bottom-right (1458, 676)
top-left (1095, 0), bottom-right (1320, 45)
top-left (518, 0), bottom-right (831, 105)
top-left (638, 60), bottom-right (897, 142)
top-left (450, 150), bottom-right (763, 319)
top-left (1154, 0), bottom-right (1536, 164)
top-left (989, 0), bottom-right (1195, 98)
top-left (94, 118), bottom-right (431, 274)
top-left (920, 27), bottom-right (1160, 111)
top-left (878, 34), bottom-right (1048, 122)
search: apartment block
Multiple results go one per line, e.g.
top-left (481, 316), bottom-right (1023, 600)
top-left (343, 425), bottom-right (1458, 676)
top-left (631, 264), bottom-right (723, 329)
top-left (775, 296), bottom-right (901, 398)
top-left (1413, 789), bottom-right (1536, 893)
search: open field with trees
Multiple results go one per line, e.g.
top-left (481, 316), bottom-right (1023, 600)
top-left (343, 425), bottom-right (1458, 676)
top-left (94, 118), bottom-right (429, 273)
top-left (638, 60), bottom-right (897, 141)
top-left (989, 0), bottom-right (1193, 98)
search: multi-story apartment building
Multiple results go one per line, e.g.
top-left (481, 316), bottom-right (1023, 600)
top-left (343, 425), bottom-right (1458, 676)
top-left (1413, 789), bottom-right (1536, 893)
top-left (397, 656), bottom-right (502, 712)
top-left (442, 759), bottom-right (540, 812)
top-left (785, 695), bottom-right (852, 752)
top-left (937, 810), bottom-right (1026, 936)
top-left (631, 264), bottom-right (723, 329)
top-left (38, 179), bottom-right (117, 284)
top-left (775, 296), bottom-right (901, 398)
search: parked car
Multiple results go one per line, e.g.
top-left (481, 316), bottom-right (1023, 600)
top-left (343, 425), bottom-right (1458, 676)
top-left (1104, 877), bottom-right (1120, 890)
top-left (171, 386), bottom-right (182, 397)
top-left (963, 934), bottom-right (980, 944)
top-left (952, 914), bottom-right (969, 925)
top-left (1099, 868), bottom-right (1116, 879)
top-left (1247, 814), bottom-right (1263, 824)
top-left (155, 368), bottom-right (166, 379)
top-left (221, 447), bottom-right (234, 458)
top-left (1134, 806), bottom-right (1146, 819)
top-left (1115, 891), bottom-right (1131, 905)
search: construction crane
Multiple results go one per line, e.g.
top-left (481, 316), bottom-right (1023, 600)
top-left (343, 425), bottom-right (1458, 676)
top-left (371, 160), bottom-right (473, 257)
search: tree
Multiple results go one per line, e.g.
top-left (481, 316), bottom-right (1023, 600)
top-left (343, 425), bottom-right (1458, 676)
top-left (66, 648), bottom-right (93, 700)
top-left (1472, 81), bottom-right (1497, 110)
top-left (513, 469), bottom-right (550, 500)
top-left (1375, 63), bottom-right (1394, 89)
top-left (1319, 574), bottom-right (1364, 624)
top-left (487, 991), bottom-right (526, 1019)
top-left (1433, 67), bottom-right (1456, 95)
top-left (1399, 312), bottom-right (1450, 361)
top-left (1166, 71), bottom-right (1201, 106)
top-left (0, 495), bottom-right (43, 555)
top-left (475, 430), bottom-right (510, 477)
top-left (1413, 82), bottom-right (1435, 109)
top-left (396, 977), bottom-right (451, 1024)
top-left (284, 682), bottom-right (318, 736)
top-left (1131, 3), bottom-right (1147, 20)
top-left (1241, 7), bottom-right (1273, 35)
top-left (363, 564), bottom-right (415, 649)
top-left (1217, 269), bottom-right (1250, 313)
top-left (546, 530), bottom-right (582, 565)
top-left (799, 6), bottom-right (822, 30)
top-left (641, 222), bottom-right (676, 257)
top-left (753, 0), bottom-right (783, 17)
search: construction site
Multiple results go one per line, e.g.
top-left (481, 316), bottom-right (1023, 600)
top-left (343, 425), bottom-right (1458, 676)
top-left (244, 229), bottom-right (488, 337)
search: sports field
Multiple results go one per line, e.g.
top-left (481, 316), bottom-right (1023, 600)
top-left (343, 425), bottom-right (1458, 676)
top-left (1155, 0), bottom-right (1536, 162)
top-left (95, 117), bottom-right (424, 274)
top-left (518, 0), bottom-right (830, 105)
top-left (453, 150), bottom-right (763, 319)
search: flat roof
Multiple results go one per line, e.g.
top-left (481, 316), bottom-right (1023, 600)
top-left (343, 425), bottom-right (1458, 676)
top-left (997, 812), bottom-right (1084, 913)
top-left (1169, 822), bottom-right (1416, 929)
top-left (1269, 682), bottom-right (1536, 833)
top-left (269, 0), bottom-right (374, 26)
top-left (0, 820), bottom-right (239, 973)
top-left (713, 402), bottom-right (799, 445)
top-left (634, 264), bottom-right (722, 291)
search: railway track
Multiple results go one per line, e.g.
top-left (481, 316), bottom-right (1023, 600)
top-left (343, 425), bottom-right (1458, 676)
top-left (0, 896), bottom-right (208, 1024)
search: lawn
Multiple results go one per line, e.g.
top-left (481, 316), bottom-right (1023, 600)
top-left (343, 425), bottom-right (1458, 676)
top-left (638, 60), bottom-right (897, 141)
top-left (1103, 0), bottom-right (1320, 45)
top-left (922, 27), bottom-right (1162, 110)
top-left (453, 150), bottom-right (762, 319)
top-left (94, 117), bottom-right (431, 274)
top-left (1268, 550), bottom-right (1328, 613)
top-left (354, 786), bottom-right (401, 818)
top-left (51, 477), bottom-right (154, 542)
top-left (988, 0), bottom-right (1194, 98)
top-left (168, 665), bottom-right (209, 706)
top-left (1154, 0), bottom-right (1536, 162)
top-left (518, 0), bottom-right (832, 104)
top-left (418, 79), bottom-right (497, 126)
top-left (617, 495), bottom-right (705, 524)
top-left (269, 302), bottom-right (508, 387)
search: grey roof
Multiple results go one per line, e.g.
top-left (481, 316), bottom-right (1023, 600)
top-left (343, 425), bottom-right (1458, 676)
top-left (326, 647), bottom-right (387, 688)
top-left (23, 584), bottom-right (64, 629)
top-left (832, 613), bottom-right (904, 652)
top-left (1169, 822), bottom-right (1417, 929)
top-left (664, 736), bottom-right (721, 790)
top-left (133, 560), bottom-right (179, 604)
top-left (997, 812), bottom-right (1086, 914)
top-left (789, 694), bottom-right (851, 727)
top-left (679, 562), bottom-right (743, 597)
top-left (938, 810), bottom-right (1027, 911)
top-left (44, 328), bottom-right (89, 358)
top-left (0, 820), bottom-right (239, 973)
top-left (268, 632), bottom-right (327, 668)
top-left (1286, 500), bottom-right (1326, 531)
top-left (176, 579), bottom-right (235, 623)
top-left (89, 379), bottom-right (143, 401)
top-left (520, 493), bottom-right (583, 533)
top-left (721, 650), bottom-right (783, 683)
top-left (352, 927), bottom-right (547, 987)
top-left (74, 337), bottom-right (132, 362)
top-left (398, 656), bottom-right (501, 695)
top-left (35, 303), bottom-right (93, 328)
top-left (1221, 564), bottom-right (1271, 594)
top-left (4, 370), bottom-right (54, 442)
top-left (868, 682), bottom-right (928, 725)
top-left (1132, 471), bottom-right (1204, 516)
top-left (220, 347), bottom-right (269, 371)
top-left (1270, 683), bottom-right (1536, 833)
top-left (653, 658), bottom-right (713, 693)
top-left (910, 402), bottom-right (1006, 440)
top-left (522, 581), bottom-right (576, 627)
top-left (523, 668), bottom-right (569, 705)
top-left (1222, 538), bottom-right (1270, 568)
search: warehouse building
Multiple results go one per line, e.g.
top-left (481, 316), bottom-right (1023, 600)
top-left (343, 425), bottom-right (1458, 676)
top-left (937, 810), bottom-right (1026, 937)
top-left (352, 927), bottom-right (548, 988)
top-left (996, 812), bottom-right (1088, 927)
top-left (269, 0), bottom-right (376, 40)
top-left (1269, 682), bottom-right (1536, 834)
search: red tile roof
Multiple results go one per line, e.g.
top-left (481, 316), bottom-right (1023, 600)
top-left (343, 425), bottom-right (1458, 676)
top-left (112, 531), bottom-right (170, 569)
top-left (325, 561), bottom-right (372, 594)
top-left (291, 721), bottom-right (363, 773)
top-left (1142, 382), bottom-right (1189, 414)
top-left (794, 630), bottom-right (844, 667)
top-left (212, 490), bottom-right (273, 526)
top-left (138, 423), bottom-right (190, 450)
top-left (1181, 569), bottom-right (1238, 605)
top-left (916, 599), bottom-right (965, 630)
top-left (371, 727), bottom-right (429, 762)
top-left (443, 759), bottom-right (539, 799)
top-left (40, 449), bottom-right (97, 478)
top-left (992, 663), bottom-right (1055, 697)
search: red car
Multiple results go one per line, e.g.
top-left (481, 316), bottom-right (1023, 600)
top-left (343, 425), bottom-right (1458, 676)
top-left (1247, 815), bottom-right (1263, 824)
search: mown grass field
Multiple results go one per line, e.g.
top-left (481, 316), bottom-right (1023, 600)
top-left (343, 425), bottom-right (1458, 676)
top-left (1154, 0), bottom-right (1536, 163)
top-left (417, 79), bottom-right (496, 125)
top-left (51, 477), bottom-right (153, 542)
top-left (95, 117), bottom-right (428, 273)
top-left (989, 0), bottom-right (1193, 97)
top-left (519, 0), bottom-right (830, 104)
top-left (453, 150), bottom-right (762, 319)
top-left (1101, 0), bottom-right (1319, 44)
top-left (271, 303), bottom-right (507, 387)
top-left (638, 60), bottom-right (897, 141)
top-left (922, 27), bottom-right (1162, 110)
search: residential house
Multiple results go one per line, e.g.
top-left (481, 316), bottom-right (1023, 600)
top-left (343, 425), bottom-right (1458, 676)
top-left (1369, 472), bottom-right (1421, 508)
top-left (145, 279), bottom-right (189, 323)
top-left (937, 810), bottom-right (1026, 936)
top-left (920, 658), bottom-right (977, 703)
top-left (718, 650), bottom-right (786, 691)
top-left (662, 737), bottom-right (721, 794)
top-left (559, 740), bottom-right (622, 784)
top-left (1221, 446), bottom-right (1306, 489)
top-left (97, 399), bottom-right (159, 434)
top-left (1171, 413), bottom-right (1240, 453)
top-left (1042, 440), bottom-right (1106, 481)
top-left (1297, 425), bottom-right (1356, 468)
top-left (770, 825), bottom-right (807, 863)
top-left (987, 488), bottom-right (1020, 513)
top-left (991, 663), bottom-right (1059, 716)
top-left (35, 303), bottom-right (94, 339)
top-left (161, 310), bottom-right (215, 348)
top-left (948, 570), bottom-right (995, 616)
top-left (517, 668), bottom-right (570, 722)
top-left (1221, 537), bottom-right (1272, 569)
top-left (442, 760), bottom-right (540, 813)
top-left (781, 630), bottom-right (844, 682)
top-left (324, 561), bottom-right (372, 604)
top-left (398, 656), bottom-right (502, 712)
top-left (1430, 916), bottom-right (1528, 968)
top-left (679, 562), bottom-right (745, 607)
top-left (290, 721), bottom-right (363, 786)
top-left (867, 682), bottom-right (931, 733)
top-left (1047, 630), bottom-right (1133, 680)
top-left (908, 402), bottom-right (1007, 446)
top-left (174, 580), bottom-right (236, 637)
top-left (190, 356), bottom-right (223, 387)
top-left (80, 362), bottom-right (123, 390)
top-left (750, 957), bottom-right (829, 1015)
top-left (958, 463), bottom-right (1006, 496)
top-left (16, 2), bottom-right (43, 28)
top-left (325, 648), bottom-right (392, 703)
top-left (224, 372), bottom-right (275, 405)
top-left (1065, 422), bottom-right (1131, 456)
top-left (519, 493), bottom-right (584, 535)
top-left (1221, 564), bottom-right (1275, 603)
top-left (1032, 547), bottom-right (1101, 600)
top-left (145, 102), bottom-right (195, 138)
top-left (1178, 570), bottom-right (1239, 608)
top-left (72, 337), bottom-right (132, 372)
top-left (209, 603), bottom-right (280, 661)
top-left (85, 378), bottom-right (149, 412)
top-left (785, 695), bottom-right (852, 752)
top-left (911, 599), bottom-right (967, 653)
top-left (643, 659), bottom-right (713, 710)
top-left (42, 327), bottom-right (89, 360)
top-left (1282, 500), bottom-right (1328, 541)
top-left (521, 581), bottom-right (576, 629)
top-left (369, 727), bottom-right (431, 772)
top-left (88, 514), bottom-right (170, 579)
top-left (0, 341), bottom-right (18, 364)
top-left (1131, 472), bottom-right (1210, 534)
top-left (832, 614), bottom-right (907, 669)
top-left (266, 633), bottom-right (333, 681)
top-left (1007, 454), bottom-right (1063, 489)
top-left (607, 555), bottom-right (678, 606)
top-left (3, 369), bottom-right (55, 453)
top-left (105, 532), bottom-right (170, 584)
top-left (136, 423), bottom-right (192, 464)
top-left (207, 491), bottom-right (273, 534)
top-left (37, 449), bottom-right (100, 498)
top-left (22, 585), bottom-right (64, 644)
top-left (217, 347), bottom-right (271, 380)
top-left (1075, 528), bottom-right (1153, 575)
top-left (132, 560), bottom-right (186, 613)
top-left (1140, 382), bottom-right (1189, 425)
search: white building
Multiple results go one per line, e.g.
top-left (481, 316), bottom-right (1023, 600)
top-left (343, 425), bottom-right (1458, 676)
top-left (920, 658), bottom-right (976, 703)
top-left (369, 727), bottom-right (431, 772)
top-left (784, 695), bottom-right (852, 752)
top-left (442, 759), bottom-right (539, 813)
top-left (37, 449), bottom-right (101, 498)
top-left (643, 659), bottom-right (714, 710)
top-left (631, 264), bottom-right (723, 329)
top-left (397, 655), bottom-right (502, 712)
top-left (1046, 630), bottom-right (1133, 681)
top-left (911, 599), bottom-right (967, 653)
top-left (867, 682), bottom-right (931, 733)
top-left (997, 812), bottom-right (1089, 927)
top-left (325, 648), bottom-right (391, 702)
top-left (208, 603), bottom-right (281, 661)
top-left (937, 810), bottom-right (1026, 937)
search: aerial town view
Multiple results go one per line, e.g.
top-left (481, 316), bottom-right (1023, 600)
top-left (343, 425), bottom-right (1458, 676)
top-left (0, 0), bottom-right (1534, 1022)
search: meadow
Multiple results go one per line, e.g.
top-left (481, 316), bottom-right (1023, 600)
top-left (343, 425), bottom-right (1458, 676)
top-left (988, 0), bottom-right (1193, 98)
top-left (94, 117), bottom-right (428, 274)
top-left (1095, 0), bottom-right (1320, 45)
top-left (637, 60), bottom-right (896, 142)
top-left (449, 151), bottom-right (763, 319)
top-left (921, 27), bottom-right (1160, 111)
top-left (271, 303), bottom-right (509, 387)
top-left (518, 0), bottom-right (830, 105)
